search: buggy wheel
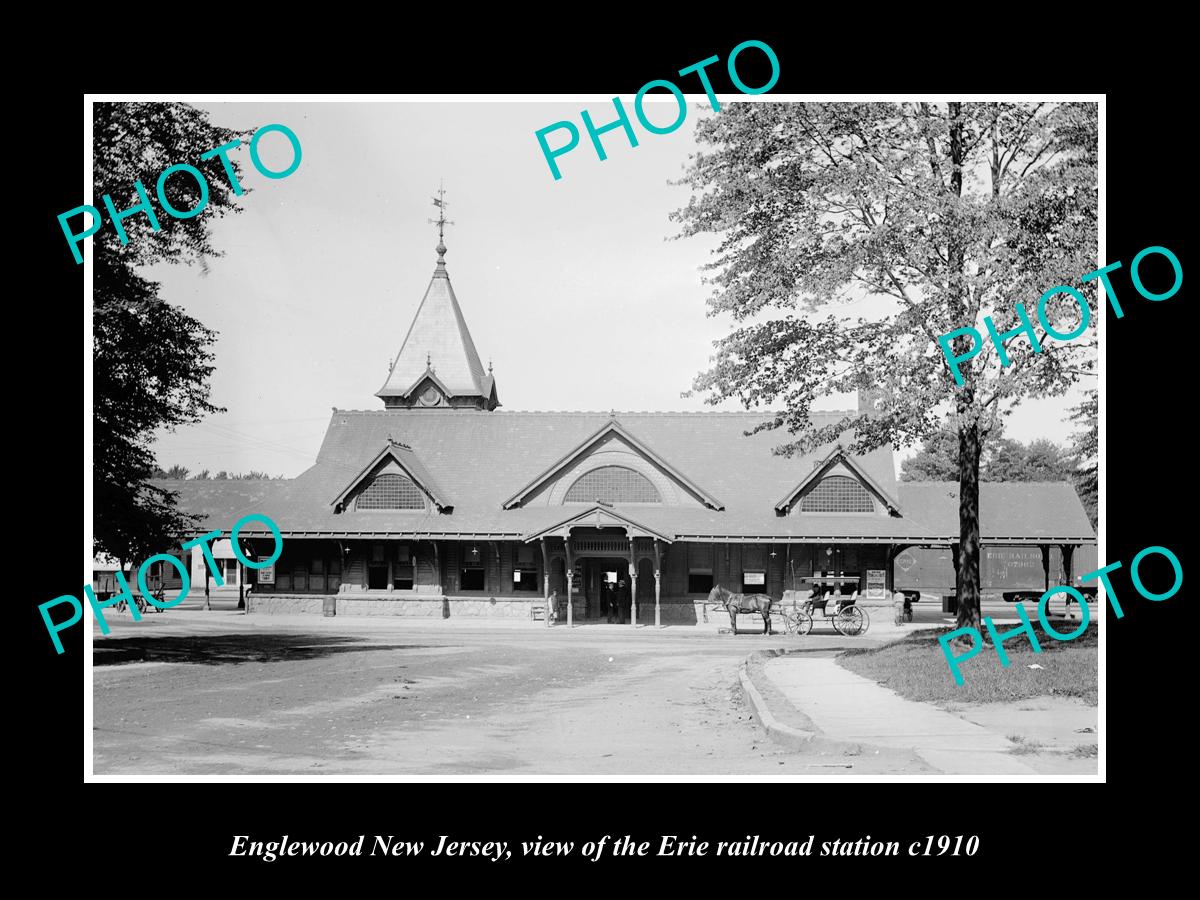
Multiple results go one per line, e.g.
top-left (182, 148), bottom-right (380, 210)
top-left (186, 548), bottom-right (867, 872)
top-left (796, 612), bottom-right (813, 635)
top-left (836, 606), bottom-right (866, 636)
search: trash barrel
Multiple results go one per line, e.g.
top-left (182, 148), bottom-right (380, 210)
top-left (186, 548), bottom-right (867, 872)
top-left (942, 594), bottom-right (958, 614)
top-left (323, 596), bottom-right (337, 617)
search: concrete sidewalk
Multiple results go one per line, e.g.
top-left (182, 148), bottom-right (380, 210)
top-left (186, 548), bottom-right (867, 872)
top-left (761, 656), bottom-right (1038, 774)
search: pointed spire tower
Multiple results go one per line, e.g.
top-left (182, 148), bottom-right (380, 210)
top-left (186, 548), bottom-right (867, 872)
top-left (376, 185), bottom-right (499, 411)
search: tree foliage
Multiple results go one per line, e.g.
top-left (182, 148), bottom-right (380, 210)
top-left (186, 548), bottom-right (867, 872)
top-left (1066, 388), bottom-right (1098, 528)
top-left (151, 465), bottom-right (284, 480)
top-left (93, 103), bottom-right (252, 565)
top-left (902, 428), bottom-right (1076, 483)
top-left (899, 430), bottom-right (961, 482)
top-left (673, 102), bottom-right (1098, 629)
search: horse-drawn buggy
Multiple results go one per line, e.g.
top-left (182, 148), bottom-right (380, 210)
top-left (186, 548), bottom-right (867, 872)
top-left (780, 587), bottom-right (870, 636)
top-left (706, 582), bottom-right (870, 637)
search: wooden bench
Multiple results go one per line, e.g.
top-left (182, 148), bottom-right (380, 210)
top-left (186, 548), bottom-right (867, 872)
top-left (531, 591), bottom-right (559, 622)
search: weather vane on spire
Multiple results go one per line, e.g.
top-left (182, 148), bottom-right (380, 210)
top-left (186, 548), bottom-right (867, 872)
top-left (429, 180), bottom-right (454, 247)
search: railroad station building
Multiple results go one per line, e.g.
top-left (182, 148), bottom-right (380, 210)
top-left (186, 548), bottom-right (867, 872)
top-left (163, 230), bottom-right (1097, 625)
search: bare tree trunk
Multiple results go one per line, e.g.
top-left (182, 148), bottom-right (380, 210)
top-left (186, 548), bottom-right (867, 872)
top-left (956, 413), bottom-right (983, 632)
top-left (945, 101), bottom-right (983, 633)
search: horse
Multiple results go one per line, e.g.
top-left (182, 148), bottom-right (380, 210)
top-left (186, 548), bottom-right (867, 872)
top-left (707, 585), bottom-right (776, 635)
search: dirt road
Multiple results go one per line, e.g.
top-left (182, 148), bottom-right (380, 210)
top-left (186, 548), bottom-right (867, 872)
top-left (92, 612), bottom-right (926, 776)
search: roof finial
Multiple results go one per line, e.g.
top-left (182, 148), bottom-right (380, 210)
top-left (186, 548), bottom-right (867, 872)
top-left (426, 351), bottom-right (432, 369)
top-left (488, 357), bottom-right (493, 374)
top-left (429, 180), bottom-right (454, 273)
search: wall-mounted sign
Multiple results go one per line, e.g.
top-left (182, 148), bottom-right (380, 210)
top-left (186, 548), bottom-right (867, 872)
top-left (258, 564), bottom-right (275, 585)
top-left (865, 569), bottom-right (886, 600)
top-left (744, 571), bottom-right (765, 585)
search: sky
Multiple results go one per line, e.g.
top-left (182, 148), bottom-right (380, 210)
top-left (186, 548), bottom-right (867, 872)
top-left (141, 101), bottom-right (1091, 479)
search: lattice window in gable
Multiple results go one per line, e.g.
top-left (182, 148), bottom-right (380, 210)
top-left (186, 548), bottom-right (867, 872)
top-left (798, 475), bottom-right (875, 513)
top-left (564, 466), bottom-right (661, 504)
top-left (356, 473), bottom-right (426, 510)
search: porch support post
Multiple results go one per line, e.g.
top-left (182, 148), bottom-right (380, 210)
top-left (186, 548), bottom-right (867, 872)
top-left (565, 533), bottom-right (574, 629)
top-left (541, 537), bottom-right (551, 627)
top-left (629, 537), bottom-right (638, 627)
top-left (1059, 543), bottom-right (1075, 583)
top-left (1059, 542), bottom-right (1077, 616)
top-left (654, 539), bottom-right (662, 629)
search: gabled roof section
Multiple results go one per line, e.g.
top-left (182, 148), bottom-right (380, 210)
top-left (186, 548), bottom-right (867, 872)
top-left (776, 446), bottom-right (901, 514)
top-left (521, 504), bottom-right (675, 543)
top-left (898, 482), bottom-right (1095, 542)
top-left (479, 371), bottom-right (499, 407)
top-left (397, 367), bottom-right (453, 400)
top-left (376, 247), bottom-right (489, 400)
top-left (502, 417), bottom-right (725, 511)
top-left (330, 438), bottom-right (453, 512)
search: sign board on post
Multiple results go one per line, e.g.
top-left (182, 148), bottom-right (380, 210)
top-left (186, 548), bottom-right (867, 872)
top-left (865, 569), bottom-right (886, 600)
top-left (257, 564), bottom-right (275, 585)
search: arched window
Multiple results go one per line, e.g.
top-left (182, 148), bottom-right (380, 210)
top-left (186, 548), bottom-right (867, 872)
top-left (356, 473), bottom-right (426, 510)
top-left (798, 476), bottom-right (875, 513)
top-left (564, 466), bottom-right (661, 504)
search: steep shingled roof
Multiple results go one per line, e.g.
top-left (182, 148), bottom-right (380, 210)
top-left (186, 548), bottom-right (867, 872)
top-left (376, 248), bottom-right (488, 401)
top-left (175, 408), bottom-right (935, 540)
top-left (162, 414), bottom-right (1093, 545)
top-left (896, 482), bottom-right (1095, 543)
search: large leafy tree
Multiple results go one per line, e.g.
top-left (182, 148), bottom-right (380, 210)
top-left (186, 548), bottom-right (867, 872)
top-left (673, 102), bottom-right (1098, 631)
top-left (986, 437), bottom-right (1075, 482)
top-left (1066, 389), bottom-right (1098, 529)
top-left (92, 103), bottom-right (252, 566)
top-left (902, 428), bottom-right (1076, 483)
top-left (899, 430), bottom-right (962, 482)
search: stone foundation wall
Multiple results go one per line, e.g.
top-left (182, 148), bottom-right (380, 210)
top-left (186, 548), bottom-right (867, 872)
top-left (246, 594), bottom-right (752, 623)
top-left (337, 595), bottom-right (537, 617)
top-left (249, 594), bottom-right (537, 618)
top-left (337, 597), bottom-right (446, 617)
top-left (247, 594), bottom-right (326, 615)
